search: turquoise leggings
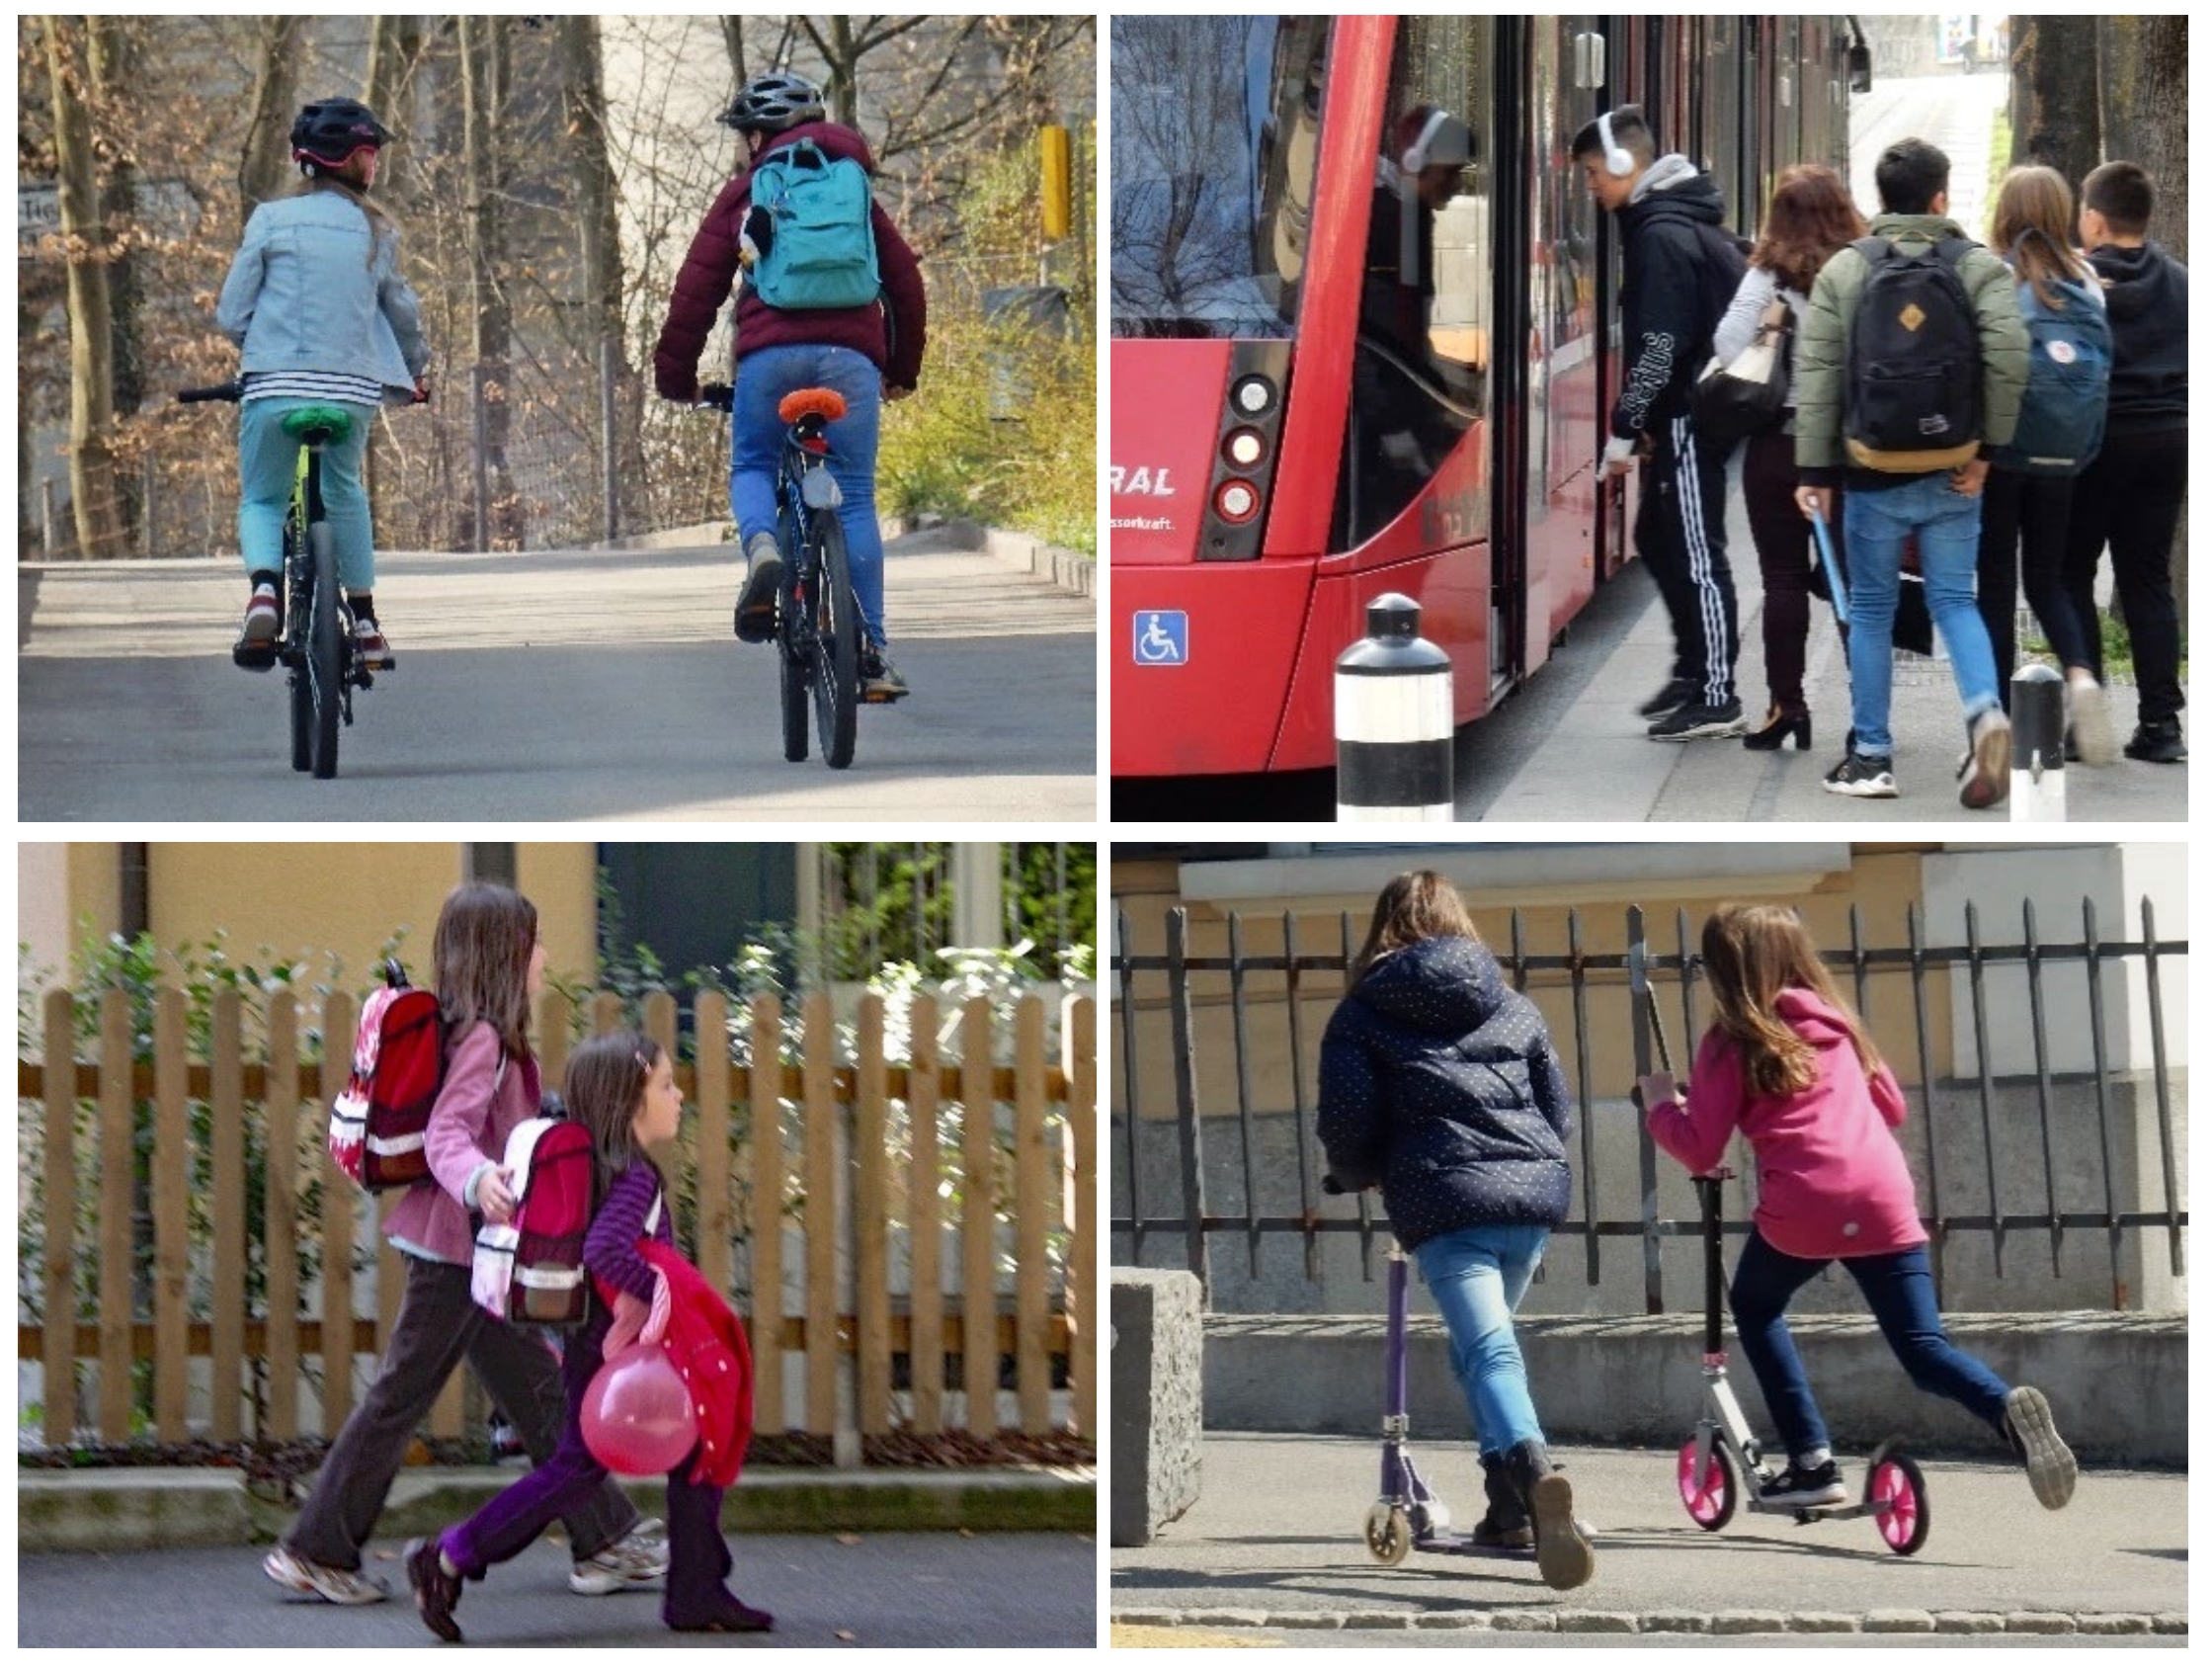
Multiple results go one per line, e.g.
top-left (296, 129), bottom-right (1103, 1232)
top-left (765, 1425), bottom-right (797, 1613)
top-left (238, 397), bottom-right (378, 591)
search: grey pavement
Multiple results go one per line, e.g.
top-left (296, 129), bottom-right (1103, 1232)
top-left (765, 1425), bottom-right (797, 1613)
top-left (1110, 1434), bottom-right (2185, 1639)
top-left (17, 531), bottom-right (1098, 821)
top-left (18, 1530), bottom-right (1097, 1648)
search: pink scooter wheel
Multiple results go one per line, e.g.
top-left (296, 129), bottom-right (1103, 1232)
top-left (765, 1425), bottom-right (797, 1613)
top-left (1678, 1437), bottom-right (1737, 1531)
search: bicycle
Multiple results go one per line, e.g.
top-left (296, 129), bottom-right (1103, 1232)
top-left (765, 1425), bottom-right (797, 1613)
top-left (697, 381), bottom-right (890, 771)
top-left (179, 379), bottom-right (384, 780)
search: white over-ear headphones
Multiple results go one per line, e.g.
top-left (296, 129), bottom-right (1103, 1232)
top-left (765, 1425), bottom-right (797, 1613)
top-left (1401, 106), bottom-right (1451, 176)
top-left (1598, 110), bottom-right (1633, 177)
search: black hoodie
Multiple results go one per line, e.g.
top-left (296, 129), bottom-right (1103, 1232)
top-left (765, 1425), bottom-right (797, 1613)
top-left (1316, 936), bottom-right (1574, 1250)
top-left (2086, 241), bottom-right (2187, 437)
top-left (1611, 155), bottom-right (1740, 438)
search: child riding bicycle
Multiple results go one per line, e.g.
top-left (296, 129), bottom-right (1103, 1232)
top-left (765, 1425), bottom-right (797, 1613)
top-left (215, 98), bottom-right (429, 669)
top-left (1639, 902), bottom-right (2079, 1513)
top-left (652, 69), bottom-right (928, 701)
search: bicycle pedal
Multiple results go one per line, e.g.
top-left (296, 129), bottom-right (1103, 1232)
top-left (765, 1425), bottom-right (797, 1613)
top-left (232, 644), bottom-right (279, 672)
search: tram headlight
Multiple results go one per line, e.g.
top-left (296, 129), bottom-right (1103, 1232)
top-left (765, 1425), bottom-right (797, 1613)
top-left (1230, 375), bottom-right (1276, 418)
top-left (1222, 427), bottom-right (1268, 469)
top-left (1214, 479), bottom-right (1261, 524)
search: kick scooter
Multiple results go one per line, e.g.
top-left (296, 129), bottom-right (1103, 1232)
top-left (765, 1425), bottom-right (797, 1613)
top-left (1632, 976), bottom-right (1932, 1554)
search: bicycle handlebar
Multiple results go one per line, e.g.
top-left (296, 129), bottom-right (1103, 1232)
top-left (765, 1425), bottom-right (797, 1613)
top-left (177, 380), bottom-right (244, 404)
top-left (696, 382), bottom-right (735, 412)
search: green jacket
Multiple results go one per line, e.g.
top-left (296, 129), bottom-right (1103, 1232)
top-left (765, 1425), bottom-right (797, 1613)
top-left (1795, 213), bottom-right (2028, 483)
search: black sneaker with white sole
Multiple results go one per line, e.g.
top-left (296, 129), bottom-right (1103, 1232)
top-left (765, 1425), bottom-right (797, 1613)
top-left (1636, 678), bottom-right (1698, 719)
top-left (1823, 752), bottom-right (1898, 797)
top-left (1647, 699), bottom-right (1744, 740)
top-left (1758, 1458), bottom-right (1847, 1508)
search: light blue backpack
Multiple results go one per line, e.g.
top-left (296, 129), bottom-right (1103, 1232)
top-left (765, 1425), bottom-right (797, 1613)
top-left (1995, 231), bottom-right (2111, 477)
top-left (747, 138), bottom-right (881, 311)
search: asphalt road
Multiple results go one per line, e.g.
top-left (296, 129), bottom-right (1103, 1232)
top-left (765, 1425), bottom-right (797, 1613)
top-left (18, 534), bottom-right (1097, 821)
top-left (1110, 1435), bottom-right (2186, 1637)
top-left (18, 1531), bottom-right (1097, 1648)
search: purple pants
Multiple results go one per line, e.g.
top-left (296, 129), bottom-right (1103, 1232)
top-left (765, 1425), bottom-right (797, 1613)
top-left (440, 1314), bottom-right (736, 1628)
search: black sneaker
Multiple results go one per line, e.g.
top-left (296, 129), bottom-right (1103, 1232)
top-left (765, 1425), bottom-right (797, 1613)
top-left (1758, 1458), bottom-right (1847, 1508)
top-left (404, 1537), bottom-right (462, 1643)
top-left (1823, 752), bottom-right (1898, 797)
top-left (2123, 718), bottom-right (2186, 764)
top-left (1647, 699), bottom-right (1745, 741)
top-left (1637, 678), bottom-right (1698, 719)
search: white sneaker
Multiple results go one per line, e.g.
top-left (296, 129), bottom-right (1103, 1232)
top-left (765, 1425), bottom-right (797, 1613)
top-left (2067, 676), bottom-right (2118, 767)
top-left (1958, 708), bottom-right (2011, 810)
top-left (263, 1544), bottom-right (391, 1604)
top-left (570, 1517), bottom-right (669, 1594)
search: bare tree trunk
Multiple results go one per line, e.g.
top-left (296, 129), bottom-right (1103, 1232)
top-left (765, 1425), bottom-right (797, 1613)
top-left (238, 17), bottom-right (302, 221)
top-left (87, 16), bottom-right (143, 548)
top-left (362, 16), bottom-right (427, 547)
top-left (461, 13), bottom-right (521, 549)
top-left (2008, 17), bottom-right (2100, 188)
top-left (44, 16), bottom-right (125, 558)
top-left (559, 15), bottom-right (644, 540)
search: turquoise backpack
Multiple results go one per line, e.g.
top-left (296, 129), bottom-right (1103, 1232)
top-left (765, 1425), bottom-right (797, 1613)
top-left (747, 138), bottom-right (881, 311)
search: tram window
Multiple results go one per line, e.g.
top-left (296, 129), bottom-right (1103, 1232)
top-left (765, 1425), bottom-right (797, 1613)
top-left (1109, 16), bottom-right (1333, 340)
top-left (1342, 16), bottom-right (1494, 547)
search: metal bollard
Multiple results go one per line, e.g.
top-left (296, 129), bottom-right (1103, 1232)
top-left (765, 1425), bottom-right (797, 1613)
top-left (2010, 663), bottom-right (2066, 822)
top-left (1336, 592), bottom-right (1453, 821)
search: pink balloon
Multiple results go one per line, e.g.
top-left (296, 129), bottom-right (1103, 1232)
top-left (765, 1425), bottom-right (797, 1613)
top-left (583, 1343), bottom-right (699, 1476)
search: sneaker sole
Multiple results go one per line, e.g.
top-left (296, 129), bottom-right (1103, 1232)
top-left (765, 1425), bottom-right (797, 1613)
top-left (1961, 720), bottom-right (2012, 809)
top-left (1759, 1485), bottom-right (1849, 1508)
top-left (1649, 722), bottom-right (1747, 741)
top-left (1822, 779), bottom-right (1898, 798)
top-left (2006, 1386), bottom-right (2077, 1510)
top-left (1527, 1473), bottom-right (1596, 1591)
top-left (570, 1567), bottom-right (670, 1596)
top-left (2069, 688), bottom-right (2119, 768)
top-left (263, 1548), bottom-right (388, 1605)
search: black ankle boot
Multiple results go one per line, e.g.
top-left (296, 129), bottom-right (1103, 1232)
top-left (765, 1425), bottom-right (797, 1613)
top-left (1506, 1438), bottom-right (1596, 1591)
top-left (1472, 1450), bottom-right (1534, 1548)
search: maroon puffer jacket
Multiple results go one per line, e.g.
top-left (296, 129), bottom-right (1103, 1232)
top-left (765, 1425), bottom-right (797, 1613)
top-left (652, 122), bottom-right (927, 399)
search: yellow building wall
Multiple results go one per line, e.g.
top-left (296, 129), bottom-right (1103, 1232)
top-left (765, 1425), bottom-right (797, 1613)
top-left (53, 844), bottom-right (604, 991)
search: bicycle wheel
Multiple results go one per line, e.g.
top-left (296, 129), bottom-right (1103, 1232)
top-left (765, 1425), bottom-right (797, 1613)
top-left (305, 523), bottom-right (343, 779)
top-left (807, 508), bottom-right (860, 770)
top-left (777, 511), bottom-right (809, 762)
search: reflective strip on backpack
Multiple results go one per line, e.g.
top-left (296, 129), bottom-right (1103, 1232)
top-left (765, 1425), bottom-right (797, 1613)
top-left (515, 1265), bottom-right (586, 1291)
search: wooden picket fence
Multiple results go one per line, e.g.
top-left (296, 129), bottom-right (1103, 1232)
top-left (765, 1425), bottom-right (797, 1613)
top-left (18, 985), bottom-right (1097, 1451)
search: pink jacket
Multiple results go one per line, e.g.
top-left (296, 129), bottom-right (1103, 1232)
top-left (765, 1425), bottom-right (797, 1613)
top-left (1645, 988), bottom-right (1925, 1260)
top-left (379, 1020), bottom-right (541, 1266)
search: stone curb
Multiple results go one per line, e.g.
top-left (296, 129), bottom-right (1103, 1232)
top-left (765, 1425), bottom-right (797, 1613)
top-left (1107, 1608), bottom-right (2185, 1636)
top-left (602, 517), bottom-right (1097, 603)
top-left (21, 1465), bottom-right (1097, 1553)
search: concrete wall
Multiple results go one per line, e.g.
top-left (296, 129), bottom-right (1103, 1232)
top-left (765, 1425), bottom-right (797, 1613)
top-left (1204, 1310), bottom-right (2187, 1466)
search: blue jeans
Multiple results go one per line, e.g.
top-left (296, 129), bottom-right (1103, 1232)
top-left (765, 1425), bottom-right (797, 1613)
top-left (239, 397), bottom-right (378, 591)
top-left (729, 344), bottom-right (887, 644)
top-left (1728, 1230), bottom-right (2011, 1460)
top-left (1841, 472), bottom-right (2002, 757)
top-left (1413, 1223), bottom-right (1550, 1456)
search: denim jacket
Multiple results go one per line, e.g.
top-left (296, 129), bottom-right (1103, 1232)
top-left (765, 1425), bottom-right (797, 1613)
top-left (216, 190), bottom-right (428, 400)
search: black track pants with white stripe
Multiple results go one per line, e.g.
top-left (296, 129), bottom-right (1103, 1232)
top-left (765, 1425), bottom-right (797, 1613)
top-left (1634, 414), bottom-right (1740, 708)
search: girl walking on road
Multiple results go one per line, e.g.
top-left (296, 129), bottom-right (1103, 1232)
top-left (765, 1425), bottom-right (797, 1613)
top-left (1318, 871), bottom-right (1597, 1591)
top-left (408, 1032), bottom-right (770, 1640)
top-left (265, 883), bottom-right (664, 1607)
top-left (1640, 902), bottom-right (2078, 1512)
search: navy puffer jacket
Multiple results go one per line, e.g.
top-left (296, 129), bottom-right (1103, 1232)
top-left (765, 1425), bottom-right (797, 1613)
top-left (1317, 937), bottom-right (1574, 1249)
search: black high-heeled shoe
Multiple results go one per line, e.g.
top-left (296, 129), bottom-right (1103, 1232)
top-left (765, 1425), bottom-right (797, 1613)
top-left (1743, 707), bottom-right (1812, 751)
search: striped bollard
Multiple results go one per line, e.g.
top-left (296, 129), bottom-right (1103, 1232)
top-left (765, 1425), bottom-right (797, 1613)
top-left (2009, 663), bottom-right (2066, 822)
top-left (1336, 593), bottom-right (1453, 821)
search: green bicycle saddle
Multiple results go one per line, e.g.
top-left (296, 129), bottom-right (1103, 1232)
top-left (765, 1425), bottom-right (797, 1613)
top-left (279, 404), bottom-right (357, 443)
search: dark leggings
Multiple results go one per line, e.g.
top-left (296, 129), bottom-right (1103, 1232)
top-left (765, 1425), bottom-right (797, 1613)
top-left (1741, 429), bottom-right (1816, 716)
top-left (1977, 467), bottom-right (2093, 709)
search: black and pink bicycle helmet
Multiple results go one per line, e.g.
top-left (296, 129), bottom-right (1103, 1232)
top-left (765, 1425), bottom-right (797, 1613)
top-left (290, 98), bottom-right (391, 173)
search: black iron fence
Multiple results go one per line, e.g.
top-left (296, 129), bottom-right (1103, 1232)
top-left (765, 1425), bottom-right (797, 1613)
top-left (1112, 899), bottom-right (2186, 1313)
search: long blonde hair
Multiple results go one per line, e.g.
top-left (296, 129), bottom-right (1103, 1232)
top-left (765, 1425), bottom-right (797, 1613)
top-left (1699, 902), bottom-right (1880, 1096)
top-left (1350, 870), bottom-right (1480, 984)
top-left (432, 882), bottom-right (537, 1058)
top-left (1990, 165), bottom-right (2089, 309)
top-left (296, 156), bottom-right (397, 265)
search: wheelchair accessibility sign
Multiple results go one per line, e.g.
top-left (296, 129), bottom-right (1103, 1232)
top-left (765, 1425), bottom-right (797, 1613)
top-left (1133, 611), bottom-right (1188, 666)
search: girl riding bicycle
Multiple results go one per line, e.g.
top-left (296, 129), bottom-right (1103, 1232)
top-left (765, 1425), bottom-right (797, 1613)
top-left (653, 70), bottom-right (928, 701)
top-left (1639, 902), bottom-right (2079, 1514)
top-left (216, 98), bottom-right (428, 669)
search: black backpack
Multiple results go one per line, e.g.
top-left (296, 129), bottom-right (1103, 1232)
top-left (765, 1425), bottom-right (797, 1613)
top-left (1843, 234), bottom-right (1982, 471)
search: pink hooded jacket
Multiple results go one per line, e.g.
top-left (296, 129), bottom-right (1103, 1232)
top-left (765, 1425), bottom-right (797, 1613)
top-left (378, 1020), bottom-right (542, 1266)
top-left (1645, 987), bottom-right (1925, 1260)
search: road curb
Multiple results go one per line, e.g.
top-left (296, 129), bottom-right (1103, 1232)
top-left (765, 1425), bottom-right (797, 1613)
top-left (1107, 1606), bottom-right (2186, 1636)
top-left (21, 1465), bottom-right (1096, 1553)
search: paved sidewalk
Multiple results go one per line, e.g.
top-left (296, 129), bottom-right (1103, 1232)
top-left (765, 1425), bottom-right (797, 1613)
top-left (1110, 1434), bottom-right (2185, 1638)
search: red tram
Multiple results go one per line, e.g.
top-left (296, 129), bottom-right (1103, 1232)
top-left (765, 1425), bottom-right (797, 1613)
top-left (1110, 15), bottom-right (1866, 786)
